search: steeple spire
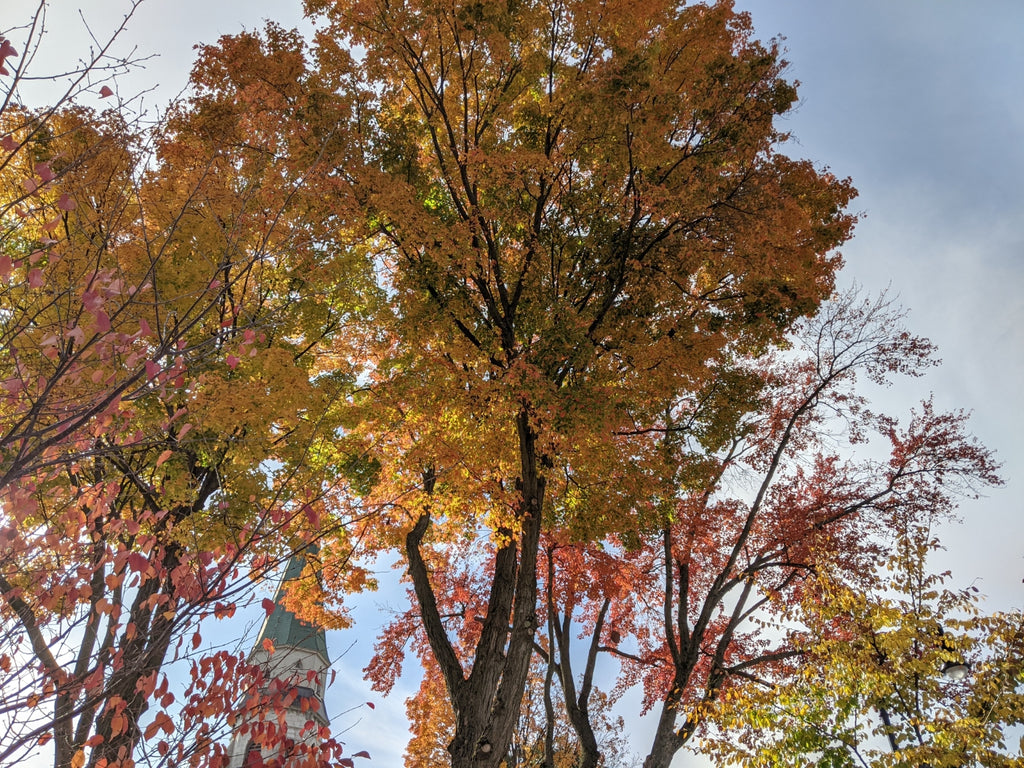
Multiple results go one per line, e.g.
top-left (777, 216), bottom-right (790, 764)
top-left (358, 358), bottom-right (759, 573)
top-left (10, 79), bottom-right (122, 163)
top-left (227, 551), bottom-right (331, 768)
top-left (254, 554), bottom-right (330, 663)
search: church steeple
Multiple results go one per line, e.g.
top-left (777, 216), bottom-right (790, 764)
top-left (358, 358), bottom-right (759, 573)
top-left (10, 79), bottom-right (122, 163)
top-left (227, 551), bottom-right (331, 768)
top-left (255, 554), bottom-right (330, 664)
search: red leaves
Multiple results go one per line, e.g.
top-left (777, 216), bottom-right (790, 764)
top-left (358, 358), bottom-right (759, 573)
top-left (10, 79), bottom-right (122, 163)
top-left (108, 711), bottom-right (127, 737)
top-left (0, 38), bottom-right (17, 75)
top-left (34, 162), bottom-right (55, 183)
top-left (99, 85), bottom-right (114, 98)
top-left (261, 597), bottom-right (276, 616)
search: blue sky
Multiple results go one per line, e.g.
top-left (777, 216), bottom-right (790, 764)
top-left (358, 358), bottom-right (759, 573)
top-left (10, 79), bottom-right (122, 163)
top-left (9, 0), bottom-right (1022, 765)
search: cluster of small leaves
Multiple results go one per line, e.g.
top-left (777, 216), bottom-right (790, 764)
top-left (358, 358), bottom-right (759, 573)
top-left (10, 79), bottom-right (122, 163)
top-left (701, 530), bottom-right (1024, 768)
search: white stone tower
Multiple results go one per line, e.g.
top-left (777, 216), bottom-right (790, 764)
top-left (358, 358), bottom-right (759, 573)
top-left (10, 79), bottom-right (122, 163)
top-left (226, 554), bottom-right (330, 768)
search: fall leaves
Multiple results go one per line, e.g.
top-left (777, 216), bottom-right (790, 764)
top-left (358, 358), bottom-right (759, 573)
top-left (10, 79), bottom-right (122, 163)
top-left (2, 2), bottom-right (1019, 768)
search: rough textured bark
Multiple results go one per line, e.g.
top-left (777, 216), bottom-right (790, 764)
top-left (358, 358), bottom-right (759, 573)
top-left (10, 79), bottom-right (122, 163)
top-left (406, 414), bottom-right (546, 768)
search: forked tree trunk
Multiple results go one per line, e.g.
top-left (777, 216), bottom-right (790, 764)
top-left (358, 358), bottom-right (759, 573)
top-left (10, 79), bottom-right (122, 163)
top-left (406, 412), bottom-right (547, 768)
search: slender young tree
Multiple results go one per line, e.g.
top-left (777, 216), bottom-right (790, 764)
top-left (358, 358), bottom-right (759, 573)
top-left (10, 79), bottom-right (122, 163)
top-left (532, 291), bottom-right (1002, 768)
top-left (702, 522), bottom-right (1024, 768)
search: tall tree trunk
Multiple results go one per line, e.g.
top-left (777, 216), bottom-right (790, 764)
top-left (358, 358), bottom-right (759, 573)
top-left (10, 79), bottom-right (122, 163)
top-left (406, 412), bottom-right (546, 768)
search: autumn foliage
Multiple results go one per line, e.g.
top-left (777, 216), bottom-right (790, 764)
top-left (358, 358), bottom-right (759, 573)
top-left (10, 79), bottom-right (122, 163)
top-left (0, 10), bottom-right (365, 768)
top-left (2, 2), bottom-right (1018, 768)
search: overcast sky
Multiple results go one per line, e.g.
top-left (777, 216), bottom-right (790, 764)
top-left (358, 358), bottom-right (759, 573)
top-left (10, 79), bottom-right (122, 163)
top-left (8, 1), bottom-right (1022, 765)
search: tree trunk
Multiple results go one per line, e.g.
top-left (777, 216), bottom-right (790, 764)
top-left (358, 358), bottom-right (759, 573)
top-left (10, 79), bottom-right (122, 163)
top-left (406, 411), bottom-right (546, 768)
top-left (642, 703), bottom-right (686, 768)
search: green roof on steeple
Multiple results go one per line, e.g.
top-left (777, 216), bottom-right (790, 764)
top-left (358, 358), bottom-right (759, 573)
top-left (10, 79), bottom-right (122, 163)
top-left (254, 553), bottom-right (329, 662)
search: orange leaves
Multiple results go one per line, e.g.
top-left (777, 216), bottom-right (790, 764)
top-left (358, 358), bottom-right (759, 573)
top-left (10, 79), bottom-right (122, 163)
top-left (108, 711), bottom-right (128, 738)
top-left (143, 712), bottom-right (175, 740)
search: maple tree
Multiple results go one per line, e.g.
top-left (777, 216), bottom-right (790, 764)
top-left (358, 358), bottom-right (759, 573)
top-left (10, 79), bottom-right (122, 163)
top-left (369, 541), bottom-right (628, 768)
top-left (0, 17), bottom-right (370, 768)
top-left (3, 3), bottom-right (1006, 768)
top-left (286, 1), bottom-right (856, 765)
top-left (529, 291), bottom-right (1001, 768)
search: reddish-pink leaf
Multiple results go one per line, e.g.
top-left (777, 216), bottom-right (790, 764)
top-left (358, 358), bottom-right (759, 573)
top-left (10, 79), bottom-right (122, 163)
top-left (156, 450), bottom-right (173, 467)
top-left (0, 135), bottom-right (17, 152)
top-left (261, 598), bottom-right (276, 616)
top-left (34, 162), bottom-right (54, 183)
top-left (226, 354), bottom-right (240, 370)
top-left (145, 360), bottom-right (160, 380)
top-left (352, 751), bottom-right (371, 759)
top-left (99, 85), bottom-right (114, 98)
top-left (58, 193), bottom-right (77, 210)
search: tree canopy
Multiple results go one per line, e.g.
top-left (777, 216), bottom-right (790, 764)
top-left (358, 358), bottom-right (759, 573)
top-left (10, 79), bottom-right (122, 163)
top-left (2, 2), bottom-right (1018, 768)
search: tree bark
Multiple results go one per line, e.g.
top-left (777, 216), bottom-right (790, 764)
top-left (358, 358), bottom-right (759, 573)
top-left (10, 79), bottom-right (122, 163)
top-left (406, 411), bottom-right (546, 768)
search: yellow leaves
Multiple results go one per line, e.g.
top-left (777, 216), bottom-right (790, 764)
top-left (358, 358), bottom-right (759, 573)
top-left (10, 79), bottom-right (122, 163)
top-left (71, 750), bottom-right (86, 768)
top-left (187, 345), bottom-right (312, 447)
